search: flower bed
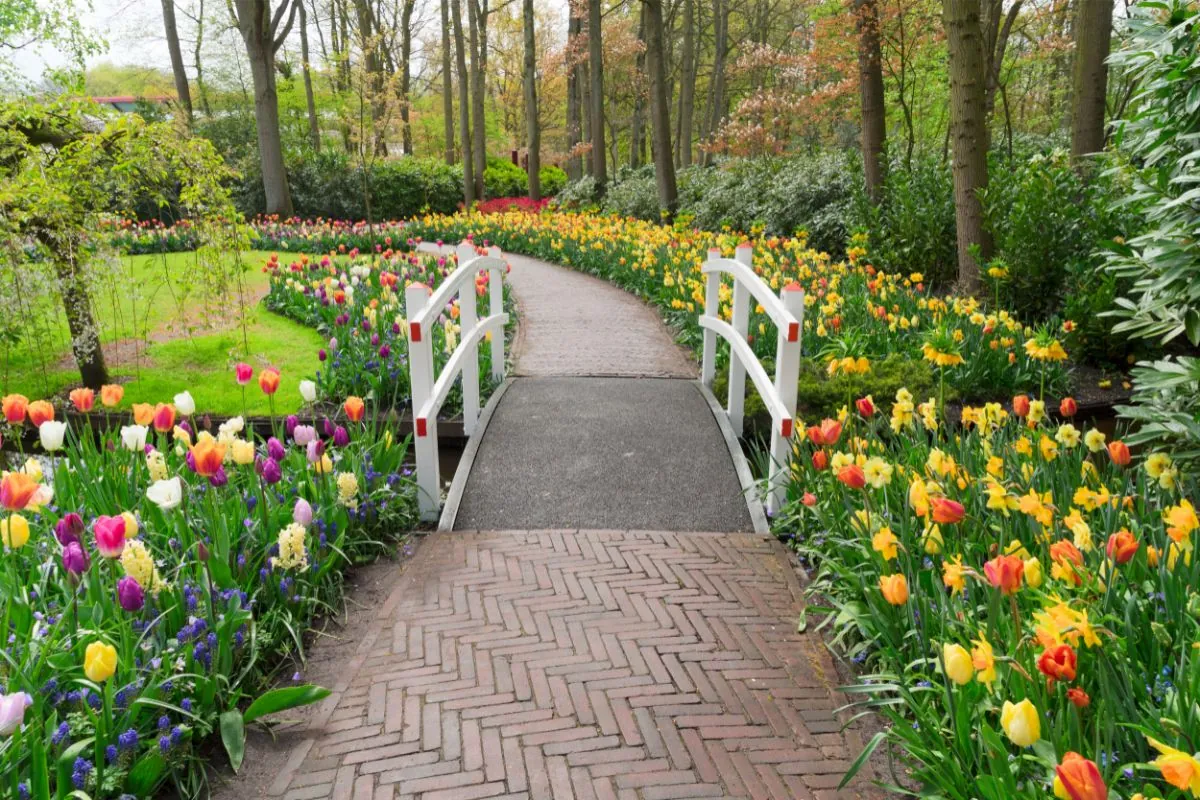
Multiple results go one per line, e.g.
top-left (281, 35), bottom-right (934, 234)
top-left (776, 392), bottom-right (1198, 798)
top-left (0, 383), bottom-right (417, 798)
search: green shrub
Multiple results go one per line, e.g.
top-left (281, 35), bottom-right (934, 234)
top-left (600, 166), bottom-right (660, 219)
top-left (540, 164), bottom-right (568, 196)
top-left (483, 156), bottom-right (528, 198)
top-left (556, 175), bottom-right (599, 208)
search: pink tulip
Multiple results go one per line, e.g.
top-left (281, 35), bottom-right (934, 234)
top-left (93, 515), bottom-right (126, 558)
top-left (0, 691), bottom-right (32, 736)
top-left (235, 363), bottom-right (254, 385)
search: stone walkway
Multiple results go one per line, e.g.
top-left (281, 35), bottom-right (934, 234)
top-left (257, 532), bottom-right (870, 800)
top-left (505, 254), bottom-right (695, 378)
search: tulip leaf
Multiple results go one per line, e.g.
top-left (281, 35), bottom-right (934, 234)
top-left (221, 709), bottom-right (246, 773)
top-left (55, 738), bottom-right (93, 800)
top-left (838, 730), bottom-right (885, 789)
top-left (126, 752), bottom-right (169, 796)
top-left (242, 685), bottom-right (332, 724)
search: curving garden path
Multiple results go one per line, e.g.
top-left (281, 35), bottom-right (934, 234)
top-left (216, 253), bottom-right (875, 800)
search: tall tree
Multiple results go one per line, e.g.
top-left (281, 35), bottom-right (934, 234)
top-left (1071, 0), bottom-right (1113, 160)
top-left (452, 0), bottom-right (475, 204)
top-left (441, 0), bottom-right (456, 164)
top-left (160, 0), bottom-right (194, 123)
top-left (399, 0), bottom-right (416, 154)
top-left (522, 0), bottom-right (540, 199)
top-left (702, 0), bottom-right (729, 166)
top-left (675, 0), bottom-right (695, 167)
top-left (943, 0), bottom-right (991, 293)
top-left (588, 0), bottom-right (607, 191)
top-left (642, 0), bottom-right (677, 212)
top-left (231, 0), bottom-right (298, 214)
top-left (566, 10), bottom-right (583, 180)
top-left (855, 0), bottom-right (886, 202)
top-left (299, 0), bottom-right (321, 150)
top-left (468, 0), bottom-right (487, 199)
top-left (351, 0), bottom-right (388, 156)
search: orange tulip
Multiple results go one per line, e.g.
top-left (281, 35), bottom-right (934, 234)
top-left (983, 554), bottom-right (1024, 595)
top-left (27, 401), bottom-right (54, 427)
top-left (879, 573), bottom-right (909, 605)
top-left (259, 367), bottom-right (281, 395)
top-left (70, 388), bottom-right (95, 412)
top-left (152, 403), bottom-right (176, 433)
top-left (931, 497), bottom-right (965, 524)
top-left (837, 464), bottom-right (866, 490)
top-left (100, 384), bottom-right (125, 408)
top-left (1055, 752), bottom-right (1106, 800)
top-left (344, 396), bottom-right (366, 423)
top-left (1067, 688), bottom-right (1090, 709)
top-left (1105, 529), bottom-right (1138, 565)
top-left (1051, 539), bottom-right (1085, 586)
top-left (1059, 397), bottom-right (1078, 418)
top-left (1013, 394), bottom-right (1030, 418)
top-left (807, 419), bottom-right (842, 447)
top-left (0, 472), bottom-right (39, 511)
top-left (2, 394), bottom-right (28, 424)
top-left (801, 492), bottom-right (817, 507)
top-left (190, 439), bottom-right (227, 477)
top-left (811, 450), bottom-right (828, 471)
top-left (131, 403), bottom-right (154, 426)
top-left (1037, 643), bottom-right (1078, 683)
top-left (1107, 440), bottom-right (1131, 467)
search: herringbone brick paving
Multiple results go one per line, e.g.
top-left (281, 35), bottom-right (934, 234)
top-left (264, 531), bottom-right (873, 800)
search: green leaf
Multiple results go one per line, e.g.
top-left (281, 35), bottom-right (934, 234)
top-left (838, 730), bottom-right (885, 789)
top-left (125, 752), bottom-right (169, 796)
top-left (243, 684), bottom-right (332, 724)
top-left (221, 709), bottom-right (247, 773)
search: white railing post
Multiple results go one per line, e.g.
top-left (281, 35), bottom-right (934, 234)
top-left (488, 246), bottom-right (504, 380)
top-left (406, 282), bottom-right (440, 521)
top-left (701, 248), bottom-right (721, 386)
top-left (726, 244), bottom-right (753, 436)
top-left (767, 283), bottom-right (805, 515)
top-left (459, 280), bottom-right (481, 438)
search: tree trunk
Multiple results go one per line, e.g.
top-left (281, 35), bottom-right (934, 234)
top-left (522, 0), bottom-right (541, 199)
top-left (943, 0), bottom-right (991, 293)
top-left (643, 0), bottom-right (677, 213)
top-left (193, 0), bottom-right (213, 116)
top-left (452, 0), bottom-right (474, 204)
top-left (468, 0), bottom-right (487, 200)
top-left (41, 236), bottom-right (109, 388)
top-left (352, 0), bottom-right (388, 156)
top-left (441, 0), bottom-right (456, 164)
top-left (300, 0), bottom-right (321, 151)
top-left (676, 0), bottom-right (695, 168)
top-left (566, 12), bottom-right (583, 180)
top-left (856, 0), bottom-right (886, 202)
top-left (588, 0), bottom-right (607, 191)
top-left (400, 0), bottom-right (416, 155)
top-left (161, 0), bottom-right (194, 124)
top-left (630, 8), bottom-right (645, 169)
top-left (235, 0), bottom-right (296, 215)
top-left (702, 0), bottom-right (728, 166)
top-left (1071, 0), bottom-right (1112, 160)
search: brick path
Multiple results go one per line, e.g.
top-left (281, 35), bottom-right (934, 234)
top-left (263, 531), bottom-right (871, 800)
top-left (505, 254), bottom-right (695, 378)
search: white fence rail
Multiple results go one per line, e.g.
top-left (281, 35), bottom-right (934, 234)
top-left (699, 243), bottom-right (805, 514)
top-left (406, 242), bottom-right (508, 521)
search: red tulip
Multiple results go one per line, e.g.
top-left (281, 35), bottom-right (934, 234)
top-left (1055, 752), bottom-right (1106, 800)
top-left (1013, 394), bottom-right (1030, 418)
top-left (811, 451), bottom-right (828, 471)
top-left (837, 464), bottom-right (866, 490)
top-left (1067, 688), bottom-right (1090, 709)
top-left (1106, 529), bottom-right (1138, 565)
top-left (855, 396), bottom-right (875, 417)
top-left (235, 362), bottom-right (253, 385)
top-left (1059, 397), bottom-right (1078, 418)
top-left (1037, 643), bottom-right (1078, 682)
top-left (152, 403), bottom-right (176, 433)
top-left (807, 419), bottom-right (842, 447)
top-left (801, 492), bottom-right (817, 507)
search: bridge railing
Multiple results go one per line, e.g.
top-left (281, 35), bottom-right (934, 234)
top-left (699, 243), bottom-right (805, 514)
top-left (406, 242), bottom-right (509, 521)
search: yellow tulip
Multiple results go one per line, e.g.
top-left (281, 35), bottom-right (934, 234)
top-left (1, 514), bottom-right (29, 548)
top-left (1024, 557), bottom-right (1044, 588)
top-left (1000, 699), bottom-right (1040, 747)
top-left (231, 439), bottom-right (256, 466)
top-left (941, 643), bottom-right (974, 686)
top-left (84, 641), bottom-right (118, 683)
top-left (121, 511), bottom-right (139, 538)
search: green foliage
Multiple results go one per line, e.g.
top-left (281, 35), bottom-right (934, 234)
top-left (1103, 0), bottom-right (1200, 465)
top-left (482, 156), bottom-right (528, 198)
top-left (539, 164), bottom-right (568, 196)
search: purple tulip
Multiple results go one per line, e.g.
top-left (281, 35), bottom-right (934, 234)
top-left (260, 458), bottom-right (282, 485)
top-left (185, 450), bottom-right (197, 472)
top-left (267, 437), bottom-right (286, 462)
top-left (323, 418), bottom-right (336, 438)
top-left (55, 513), bottom-right (84, 546)
top-left (293, 425), bottom-right (316, 446)
top-left (62, 542), bottom-right (89, 576)
top-left (209, 467), bottom-right (228, 488)
top-left (318, 349), bottom-right (327, 362)
top-left (285, 415), bottom-right (299, 438)
top-left (379, 344), bottom-right (391, 359)
top-left (293, 498), bottom-right (313, 527)
top-left (117, 576), bottom-right (145, 612)
top-left (179, 420), bottom-right (192, 435)
top-left (333, 426), bottom-right (349, 448)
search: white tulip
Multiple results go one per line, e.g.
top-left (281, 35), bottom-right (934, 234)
top-left (299, 380), bottom-right (318, 404)
top-left (39, 420), bottom-right (67, 452)
top-left (146, 477), bottom-right (183, 510)
top-left (218, 416), bottom-right (245, 437)
top-left (120, 424), bottom-right (148, 452)
top-left (173, 391), bottom-right (196, 416)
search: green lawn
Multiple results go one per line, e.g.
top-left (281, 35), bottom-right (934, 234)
top-left (2, 250), bottom-right (324, 416)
